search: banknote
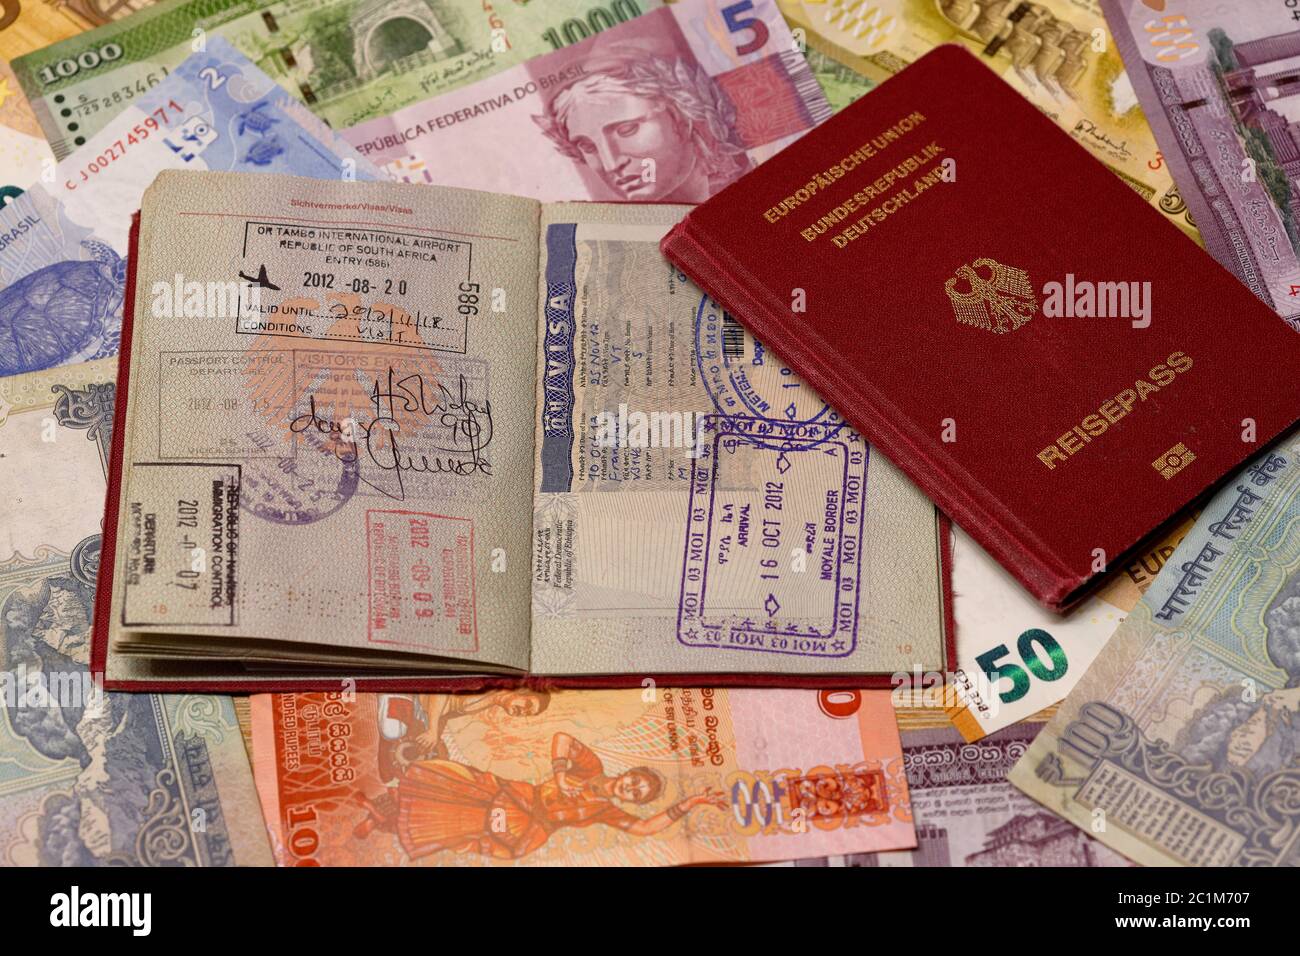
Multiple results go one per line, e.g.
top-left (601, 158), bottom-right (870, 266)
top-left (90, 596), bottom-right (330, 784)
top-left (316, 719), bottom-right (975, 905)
top-left (944, 518), bottom-right (1193, 741)
top-left (251, 687), bottom-right (915, 865)
top-left (802, 42), bottom-right (874, 112)
top-left (0, 59), bottom-right (52, 205)
top-left (529, 202), bottom-right (950, 678)
top-left (13, 0), bottom-right (661, 159)
top-left (343, 0), bottom-right (832, 201)
top-left (777, 720), bottom-right (1133, 866)
top-left (13, 0), bottom-right (360, 159)
top-left (1009, 442), bottom-right (1300, 866)
top-left (0, 0), bottom-right (154, 60)
top-left (0, 38), bottom-right (380, 377)
top-left (0, 359), bottom-right (271, 866)
top-left (776, 0), bottom-right (1200, 242)
top-left (1101, 2), bottom-right (1300, 324)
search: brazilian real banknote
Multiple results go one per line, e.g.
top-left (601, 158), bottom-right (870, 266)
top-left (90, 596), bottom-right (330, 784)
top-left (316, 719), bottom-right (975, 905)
top-left (1101, 0), bottom-right (1300, 326)
top-left (1009, 439), bottom-right (1300, 867)
top-left (0, 359), bottom-right (271, 865)
top-left (343, 0), bottom-right (832, 201)
top-left (780, 719), bottom-right (1132, 866)
top-left (0, 37), bottom-right (380, 377)
top-left (12, 0), bottom-right (661, 159)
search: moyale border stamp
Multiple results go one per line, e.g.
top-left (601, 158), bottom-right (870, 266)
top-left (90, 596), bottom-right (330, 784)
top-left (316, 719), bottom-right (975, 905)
top-left (676, 415), bottom-right (867, 658)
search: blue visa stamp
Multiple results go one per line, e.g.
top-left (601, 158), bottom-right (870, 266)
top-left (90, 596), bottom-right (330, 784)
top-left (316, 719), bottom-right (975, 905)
top-left (694, 294), bottom-right (843, 439)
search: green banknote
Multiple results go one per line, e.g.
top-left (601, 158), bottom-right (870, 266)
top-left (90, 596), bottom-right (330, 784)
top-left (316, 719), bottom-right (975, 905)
top-left (801, 43), bottom-right (873, 112)
top-left (13, 0), bottom-right (660, 158)
top-left (1009, 441), bottom-right (1300, 867)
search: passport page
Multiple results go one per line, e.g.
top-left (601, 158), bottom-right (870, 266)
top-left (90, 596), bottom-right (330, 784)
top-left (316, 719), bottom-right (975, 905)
top-left (531, 202), bottom-right (949, 677)
top-left (100, 171), bottom-right (541, 681)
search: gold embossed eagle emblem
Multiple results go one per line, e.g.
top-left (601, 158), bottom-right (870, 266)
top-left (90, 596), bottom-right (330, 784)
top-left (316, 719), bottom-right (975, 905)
top-left (945, 258), bottom-right (1037, 334)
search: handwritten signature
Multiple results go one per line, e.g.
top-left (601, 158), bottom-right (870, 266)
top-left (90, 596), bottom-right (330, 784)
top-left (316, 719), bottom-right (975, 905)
top-left (1073, 119), bottom-right (1132, 159)
top-left (289, 367), bottom-right (493, 499)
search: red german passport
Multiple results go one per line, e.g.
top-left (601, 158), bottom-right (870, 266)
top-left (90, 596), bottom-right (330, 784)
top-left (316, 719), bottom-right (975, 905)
top-left (662, 44), bottom-right (1300, 611)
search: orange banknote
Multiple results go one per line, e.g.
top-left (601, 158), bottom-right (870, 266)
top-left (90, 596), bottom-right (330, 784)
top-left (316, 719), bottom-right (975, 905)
top-left (251, 688), bottom-right (914, 866)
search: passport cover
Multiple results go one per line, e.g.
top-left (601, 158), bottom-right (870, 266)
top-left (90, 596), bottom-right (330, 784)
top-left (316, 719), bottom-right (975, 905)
top-left (661, 44), bottom-right (1300, 611)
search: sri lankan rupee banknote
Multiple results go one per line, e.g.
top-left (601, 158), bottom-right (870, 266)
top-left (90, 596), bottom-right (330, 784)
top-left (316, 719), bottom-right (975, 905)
top-left (943, 517), bottom-right (1194, 742)
top-left (1009, 442), bottom-right (1300, 867)
top-left (251, 688), bottom-right (917, 866)
top-left (1101, 1), bottom-right (1300, 326)
top-left (0, 359), bottom-right (271, 865)
top-left (12, 0), bottom-right (661, 159)
top-left (776, 0), bottom-right (1201, 242)
top-left (778, 719), bottom-right (1133, 866)
top-left (0, 38), bottom-right (380, 377)
top-left (343, 0), bottom-right (832, 201)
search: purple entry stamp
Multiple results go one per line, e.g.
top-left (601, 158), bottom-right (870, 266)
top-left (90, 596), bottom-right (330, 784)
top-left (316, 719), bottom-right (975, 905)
top-left (677, 416), bottom-right (867, 658)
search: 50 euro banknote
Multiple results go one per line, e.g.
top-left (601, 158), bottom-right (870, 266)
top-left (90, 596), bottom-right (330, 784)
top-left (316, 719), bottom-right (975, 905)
top-left (342, 0), bottom-right (832, 202)
top-left (776, 0), bottom-right (1201, 242)
top-left (251, 688), bottom-right (916, 866)
top-left (0, 0), bottom-right (155, 60)
top-left (942, 517), bottom-right (1193, 741)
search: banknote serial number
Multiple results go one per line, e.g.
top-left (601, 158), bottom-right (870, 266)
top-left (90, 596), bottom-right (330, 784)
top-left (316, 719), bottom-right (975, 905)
top-left (59, 71), bottom-right (171, 122)
top-left (64, 100), bottom-right (185, 192)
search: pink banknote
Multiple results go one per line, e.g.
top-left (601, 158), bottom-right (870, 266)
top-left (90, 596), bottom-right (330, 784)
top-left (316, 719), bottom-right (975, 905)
top-left (251, 688), bottom-right (915, 866)
top-left (342, 0), bottom-right (830, 202)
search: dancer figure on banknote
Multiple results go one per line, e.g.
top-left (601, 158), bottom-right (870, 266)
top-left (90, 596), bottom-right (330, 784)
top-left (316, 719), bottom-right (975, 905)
top-left (354, 731), bottom-right (727, 860)
top-left (533, 48), bottom-right (751, 202)
top-left (376, 690), bottom-right (550, 783)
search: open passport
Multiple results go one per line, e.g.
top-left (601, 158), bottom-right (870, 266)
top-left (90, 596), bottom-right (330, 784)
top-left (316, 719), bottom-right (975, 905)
top-left (92, 171), bottom-right (953, 690)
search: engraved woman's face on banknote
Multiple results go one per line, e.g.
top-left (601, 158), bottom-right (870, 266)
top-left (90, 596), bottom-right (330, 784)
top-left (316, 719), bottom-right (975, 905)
top-left (534, 54), bottom-right (750, 202)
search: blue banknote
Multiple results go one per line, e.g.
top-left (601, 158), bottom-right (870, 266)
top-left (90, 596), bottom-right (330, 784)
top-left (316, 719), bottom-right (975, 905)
top-left (0, 359), bottom-right (271, 865)
top-left (0, 37), bottom-right (382, 378)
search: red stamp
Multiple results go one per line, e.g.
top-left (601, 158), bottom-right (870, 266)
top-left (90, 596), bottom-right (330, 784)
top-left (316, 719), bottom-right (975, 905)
top-left (785, 768), bottom-right (888, 822)
top-left (365, 509), bottom-right (477, 652)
